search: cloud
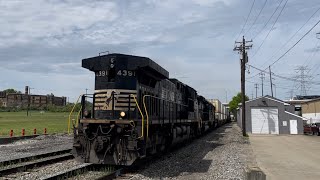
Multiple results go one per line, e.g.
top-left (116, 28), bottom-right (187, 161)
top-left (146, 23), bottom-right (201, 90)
top-left (0, 0), bottom-right (319, 101)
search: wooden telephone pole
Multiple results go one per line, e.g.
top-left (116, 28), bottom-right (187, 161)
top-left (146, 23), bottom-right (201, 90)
top-left (234, 36), bottom-right (252, 136)
top-left (269, 66), bottom-right (274, 97)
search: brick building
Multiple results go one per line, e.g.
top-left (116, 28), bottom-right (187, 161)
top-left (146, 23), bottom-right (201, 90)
top-left (0, 86), bottom-right (66, 108)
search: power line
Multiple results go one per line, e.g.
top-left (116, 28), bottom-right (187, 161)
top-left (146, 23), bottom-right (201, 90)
top-left (310, 63), bottom-right (320, 76)
top-left (255, 6), bottom-right (320, 68)
top-left (303, 39), bottom-right (320, 66)
top-left (249, 17), bottom-right (320, 78)
top-left (252, 0), bottom-right (285, 40)
top-left (246, 79), bottom-right (293, 90)
top-left (269, 19), bottom-right (320, 67)
top-left (309, 33), bottom-right (320, 76)
top-left (252, 0), bottom-right (288, 58)
top-left (247, 64), bottom-right (320, 86)
top-left (245, 0), bottom-right (268, 36)
top-left (236, 0), bottom-right (256, 40)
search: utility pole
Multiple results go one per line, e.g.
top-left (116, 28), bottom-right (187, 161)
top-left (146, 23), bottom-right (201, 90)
top-left (269, 66), bottom-right (273, 97)
top-left (259, 72), bottom-right (265, 96)
top-left (225, 90), bottom-right (228, 103)
top-left (254, 83), bottom-right (259, 98)
top-left (27, 87), bottom-right (34, 116)
top-left (273, 84), bottom-right (277, 98)
top-left (286, 89), bottom-right (294, 100)
top-left (234, 36), bottom-right (252, 136)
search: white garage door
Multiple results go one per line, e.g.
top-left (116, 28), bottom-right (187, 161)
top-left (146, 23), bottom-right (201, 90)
top-left (251, 107), bottom-right (279, 134)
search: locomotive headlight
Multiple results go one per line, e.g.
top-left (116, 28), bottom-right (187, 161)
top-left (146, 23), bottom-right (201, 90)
top-left (120, 111), bottom-right (126, 117)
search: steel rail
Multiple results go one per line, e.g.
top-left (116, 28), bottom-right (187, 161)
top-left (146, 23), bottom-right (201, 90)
top-left (0, 148), bottom-right (72, 167)
top-left (0, 153), bottom-right (74, 176)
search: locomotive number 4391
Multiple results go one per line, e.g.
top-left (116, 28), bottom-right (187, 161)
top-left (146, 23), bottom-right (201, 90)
top-left (117, 70), bottom-right (135, 77)
top-left (96, 70), bottom-right (135, 77)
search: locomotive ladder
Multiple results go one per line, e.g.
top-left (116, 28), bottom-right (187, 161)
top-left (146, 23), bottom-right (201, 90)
top-left (131, 94), bottom-right (145, 139)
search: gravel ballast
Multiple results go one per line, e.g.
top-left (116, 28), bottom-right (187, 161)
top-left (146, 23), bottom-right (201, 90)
top-left (1, 159), bottom-right (84, 180)
top-left (131, 122), bottom-right (257, 180)
top-left (0, 134), bottom-right (73, 162)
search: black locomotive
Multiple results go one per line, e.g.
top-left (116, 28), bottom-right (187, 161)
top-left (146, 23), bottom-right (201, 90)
top-left (72, 53), bottom-right (219, 166)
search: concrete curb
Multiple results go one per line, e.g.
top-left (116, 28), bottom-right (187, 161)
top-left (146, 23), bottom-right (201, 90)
top-left (244, 165), bottom-right (266, 180)
top-left (0, 135), bottom-right (39, 145)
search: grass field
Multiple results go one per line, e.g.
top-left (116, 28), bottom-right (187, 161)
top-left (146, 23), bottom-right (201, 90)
top-left (0, 111), bottom-right (78, 137)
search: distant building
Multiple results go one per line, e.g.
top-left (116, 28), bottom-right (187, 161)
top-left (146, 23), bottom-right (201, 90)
top-left (207, 99), bottom-right (229, 121)
top-left (0, 91), bottom-right (6, 107)
top-left (286, 95), bottom-right (320, 118)
top-left (0, 86), bottom-right (66, 108)
top-left (300, 98), bottom-right (320, 124)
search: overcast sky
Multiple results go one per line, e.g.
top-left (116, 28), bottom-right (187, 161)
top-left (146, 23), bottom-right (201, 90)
top-left (1, 0), bottom-right (320, 102)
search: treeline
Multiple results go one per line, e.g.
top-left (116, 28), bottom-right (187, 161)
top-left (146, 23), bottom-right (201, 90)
top-left (0, 102), bottom-right (93, 112)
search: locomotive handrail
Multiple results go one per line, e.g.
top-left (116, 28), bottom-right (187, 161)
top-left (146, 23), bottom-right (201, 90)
top-left (76, 105), bottom-right (82, 127)
top-left (142, 95), bottom-right (149, 138)
top-left (131, 94), bottom-right (144, 139)
top-left (68, 94), bottom-right (83, 134)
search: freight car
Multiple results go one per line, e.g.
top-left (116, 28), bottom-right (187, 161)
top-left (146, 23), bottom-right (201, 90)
top-left (72, 53), bottom-right (222, 166)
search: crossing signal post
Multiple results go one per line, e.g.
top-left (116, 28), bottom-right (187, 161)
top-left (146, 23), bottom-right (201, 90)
top-left (234, 36), bottom-right (252, 136)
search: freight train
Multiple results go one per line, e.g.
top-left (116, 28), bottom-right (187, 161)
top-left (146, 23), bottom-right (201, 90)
top-left (72, 53), bottom-right (226, 166)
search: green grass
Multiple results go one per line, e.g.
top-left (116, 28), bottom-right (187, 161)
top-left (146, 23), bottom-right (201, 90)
top-left (0, 111), bottom-right (78, 137)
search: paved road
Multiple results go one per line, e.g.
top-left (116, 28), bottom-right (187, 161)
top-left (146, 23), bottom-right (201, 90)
top-left (250, 135), bottom-right (320, 180)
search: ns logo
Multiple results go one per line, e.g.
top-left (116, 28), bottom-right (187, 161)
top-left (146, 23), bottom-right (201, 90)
top-left (103, 91), bottom-right (118, 110)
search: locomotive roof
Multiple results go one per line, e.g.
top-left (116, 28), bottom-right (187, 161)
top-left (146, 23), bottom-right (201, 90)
top-left (82, 53), bottom-right (169, 78)
top-left (169, 78), bottom-right (196, 91)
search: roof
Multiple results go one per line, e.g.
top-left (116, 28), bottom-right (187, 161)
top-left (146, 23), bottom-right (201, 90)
top-left (82, 53), bottom-right (169, 78)
top-left (284, 111), bottom-right (307, 120)
top-left (245, 95), bottom-right (290, 106)
top-left (300, 97), bottom-right (320, 104)
top-left (285, 99), bottom-right (311, 105)
top-left (294, 95), bottom-right (320, 100)
top-left (264, 95), bottom-right (288, 104)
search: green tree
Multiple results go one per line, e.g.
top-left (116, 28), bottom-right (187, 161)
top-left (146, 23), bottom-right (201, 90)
top-left (229, 92), bottom-right (249, 115)
top-left (3, 88), bottom-right (21, 94)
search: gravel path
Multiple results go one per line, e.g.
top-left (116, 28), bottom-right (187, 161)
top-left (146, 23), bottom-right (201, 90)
top-left (0, 134), bottom-right (73, 162)
top-left (131, 122), bottom-right (257, 180)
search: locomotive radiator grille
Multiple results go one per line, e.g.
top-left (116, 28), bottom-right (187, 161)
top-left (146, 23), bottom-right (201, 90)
top-left (94, 89), bottom-right (137, 111)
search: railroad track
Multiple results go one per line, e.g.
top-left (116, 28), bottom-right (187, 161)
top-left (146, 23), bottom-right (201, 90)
top-left (0, 148), bottom-right (126, 180)
top-left (0, 149), bottom-right (74, 177)
top-left (43, 164), bottom-right (124, 180)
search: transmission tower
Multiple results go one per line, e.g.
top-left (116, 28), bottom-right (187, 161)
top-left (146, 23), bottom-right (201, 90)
top-left (294, 66), bottom-right (312, 96)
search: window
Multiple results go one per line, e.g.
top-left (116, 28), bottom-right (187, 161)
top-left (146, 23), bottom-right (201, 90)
top-left (283, 121), bottom-right (287, 126)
